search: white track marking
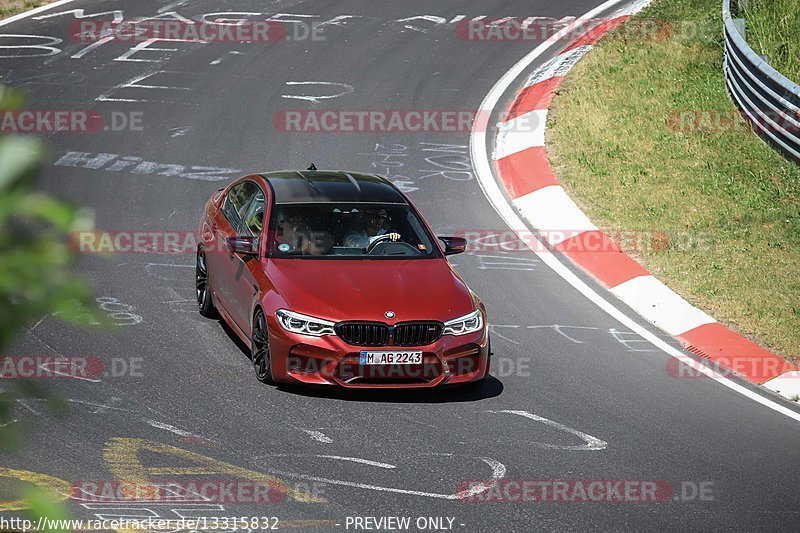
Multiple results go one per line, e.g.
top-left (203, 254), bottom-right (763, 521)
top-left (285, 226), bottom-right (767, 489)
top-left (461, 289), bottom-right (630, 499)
top-left (311, 455), bottom-right (395, 469)
top-left (451, 458), bottom-right (506, 501)
top-left (470, 0), bottom-right (800, 423)
top-left (121, 70), bottom-right (190, 90)
top-left (0, 34), bottom-right (62, 59)
top-left (47, 398), bottom-right (133, 415)
top-left (301, 429), bottom-right (333, 444)
top-left (15, 399), bottom-right (42, 415)
top-left (169, 126), bottom-right (191, 137)
top-left (609, 328), bottom-right (660, 352)
top-left (146, 263), bottom-right (193, 268)
top-left (490, 410), bottom-right (608, 451)
top-left (115, 38), bottom-right (196, 63)
top-left (488, 324), bottom-right (522, 345)
top-left (38, 359), bottom-right (101, 382)
top-left (28, 314), bottom-right (47, 332)
top-left (258, 454), bottom-right (396, 469)
top-left (32, 7), bottom-right (124, 24)
top-left (281, 81), bottom-right (354, 104)
top-left (528, 324), bottom-right (598, 344)
top-left (146, 419), bottom-right (205, 439)
top-left (266, 456), bottom-right (506, 500)
top-left (210, 51), bottom-right (242, 66)
top-left (158, 0), bottom-right (192, 14)
top-left (97, 70), bottom-right (190, 103)
top-left (394, 15), bottom-right (446, 33)
top-left (71, 36), bottom-right (114, 59)
top-left (0, 0), bottom-right (79, 27)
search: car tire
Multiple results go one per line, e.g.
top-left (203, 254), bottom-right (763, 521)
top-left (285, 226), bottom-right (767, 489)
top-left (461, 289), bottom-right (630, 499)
top-left (252, 309), bottom-right (275, 384)
top-left (196, 248), bottom-right (218, 319)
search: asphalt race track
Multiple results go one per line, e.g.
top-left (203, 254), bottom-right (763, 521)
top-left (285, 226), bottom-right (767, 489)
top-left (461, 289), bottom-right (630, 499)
top-left (2, 1), bottom-right (800, 531)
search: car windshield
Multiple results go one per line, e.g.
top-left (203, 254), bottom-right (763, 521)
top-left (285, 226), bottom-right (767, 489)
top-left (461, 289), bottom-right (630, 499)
top-left (268, 203), bottom-right (440, 259)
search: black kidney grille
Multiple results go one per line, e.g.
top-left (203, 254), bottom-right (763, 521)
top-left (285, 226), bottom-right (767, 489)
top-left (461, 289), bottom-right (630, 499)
top-left (336, 323), bottom-right (389, 346)
top-left (393, 323), bottom-right (442, 346)
top-left (336, 321), bottom-right (443, 347)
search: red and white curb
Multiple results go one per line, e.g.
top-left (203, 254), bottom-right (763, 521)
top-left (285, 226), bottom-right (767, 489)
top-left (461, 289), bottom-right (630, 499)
top-left (491, 3), bottom-right (799, 398)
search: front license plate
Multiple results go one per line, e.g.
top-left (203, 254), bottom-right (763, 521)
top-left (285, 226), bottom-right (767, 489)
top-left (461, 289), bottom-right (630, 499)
top-left (360, 351), bottom-right (423, 365)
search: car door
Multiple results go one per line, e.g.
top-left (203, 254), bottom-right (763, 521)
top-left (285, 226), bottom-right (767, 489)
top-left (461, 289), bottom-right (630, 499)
top-left (227, 187), bottom-right (268, 334)
top-left (209, 180), bottom-right (260, 317)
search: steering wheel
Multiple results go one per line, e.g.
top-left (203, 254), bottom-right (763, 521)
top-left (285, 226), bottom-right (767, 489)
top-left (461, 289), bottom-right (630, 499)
top-left (366, 235), bottom-right (420, 256)
top-left (365, 234), bottom-right (395, 254)
top-left (368, 241), bottom-right (420, 256)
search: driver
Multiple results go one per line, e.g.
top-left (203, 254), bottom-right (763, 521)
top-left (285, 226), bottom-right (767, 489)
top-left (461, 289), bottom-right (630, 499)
top-left (344, 208), bottom-right (401, 249)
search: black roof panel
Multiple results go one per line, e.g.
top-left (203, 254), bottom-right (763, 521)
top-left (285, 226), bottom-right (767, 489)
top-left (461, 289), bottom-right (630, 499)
top-left (262, 171), bottom-right (407, 204)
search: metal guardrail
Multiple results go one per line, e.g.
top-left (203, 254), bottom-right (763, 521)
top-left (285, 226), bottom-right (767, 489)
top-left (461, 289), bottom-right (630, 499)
top-left (723, 0), bottom-right (800, 163)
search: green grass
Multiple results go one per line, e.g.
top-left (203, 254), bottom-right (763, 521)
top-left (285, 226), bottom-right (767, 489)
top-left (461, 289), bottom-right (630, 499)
top-left (548, 0), bottom-right (800, 360)
top-left (0, 0), bottom-right (53, 19)
top-left (743, 0), bottom-right (800, 83)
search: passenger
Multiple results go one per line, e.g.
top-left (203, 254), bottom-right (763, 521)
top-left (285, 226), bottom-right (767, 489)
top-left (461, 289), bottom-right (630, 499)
top-left (275, 208), bottom-right (313, 254)
top-left (344, 208), bottom-right (401, 249)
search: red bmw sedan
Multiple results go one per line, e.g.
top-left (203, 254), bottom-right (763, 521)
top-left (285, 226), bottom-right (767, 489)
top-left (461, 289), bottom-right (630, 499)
top-left (196, 169), bottom-right (490, 388)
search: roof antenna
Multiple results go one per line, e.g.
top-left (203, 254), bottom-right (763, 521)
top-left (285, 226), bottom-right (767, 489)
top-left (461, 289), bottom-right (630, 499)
top-left (307, 163), bottom-right (317, 171)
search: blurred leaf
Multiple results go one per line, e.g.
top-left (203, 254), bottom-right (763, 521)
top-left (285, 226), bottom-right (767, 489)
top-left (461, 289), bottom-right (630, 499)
top-left (0, 136), bottom-right (44, 192)
top-left (0, 77), bottom-right (100, 532)
top-left (15, 194), bottom-right (78, 229)
top-left (24, 486), bottom-right (70, 533)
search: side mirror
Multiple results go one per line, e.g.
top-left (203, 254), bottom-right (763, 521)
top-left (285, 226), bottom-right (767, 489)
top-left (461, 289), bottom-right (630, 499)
top-left (226, 236), bottom-right (258, 256)
top-left (438, 236), bottom-right (468, 256)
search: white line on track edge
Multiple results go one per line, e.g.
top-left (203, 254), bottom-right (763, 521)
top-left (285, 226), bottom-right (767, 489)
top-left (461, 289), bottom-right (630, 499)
top-left (0, 0), bottom-right (81, 27)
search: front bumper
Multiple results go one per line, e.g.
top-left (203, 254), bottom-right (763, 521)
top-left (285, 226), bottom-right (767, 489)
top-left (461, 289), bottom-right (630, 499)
top-left (267, 318), bottom-right (490, 389)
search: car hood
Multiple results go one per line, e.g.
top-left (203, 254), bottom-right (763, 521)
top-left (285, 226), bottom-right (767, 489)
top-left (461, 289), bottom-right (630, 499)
top-left (265, 258), bottom-right (475, 323)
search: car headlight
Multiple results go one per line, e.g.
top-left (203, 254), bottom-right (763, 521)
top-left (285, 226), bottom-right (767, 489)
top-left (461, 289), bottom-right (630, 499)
top-left (276, 309), bottom-right (335, 337)
top-left (443, 309), bottom-right (484, 336)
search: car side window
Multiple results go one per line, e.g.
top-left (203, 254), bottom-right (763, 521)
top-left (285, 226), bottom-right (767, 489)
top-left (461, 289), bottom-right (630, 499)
top-left (240, 190), bottom-right (266, 238)
top-left (222, 181), bottom-right (259, 230)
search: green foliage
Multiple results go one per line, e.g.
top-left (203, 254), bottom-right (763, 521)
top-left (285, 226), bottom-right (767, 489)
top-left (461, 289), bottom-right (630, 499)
top-left (24, 486), bottom-right (71, 533)
top-left (0, 84), bottom-right (96, 527)
top-left (0, 1), bottom-right (56, 20)
top-left (744, 0), bottom-right (800, 83)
